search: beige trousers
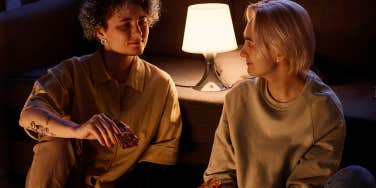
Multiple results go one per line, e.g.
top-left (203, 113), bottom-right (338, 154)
top-left (25, 137), bottom-right (83, 188)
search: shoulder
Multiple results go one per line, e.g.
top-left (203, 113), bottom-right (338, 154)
top-left (223, 77), bottom-right (259, 112)
top-left (48, 52), bottom-right (95, 75)
top-left (141, 58), bottom-right (174, 85)
top-left (226, 77), bottom-right (258, 100)
top-left (305, 71), bottom-right (343, 116)
top-left (304, 71), bottom-right (345, 138)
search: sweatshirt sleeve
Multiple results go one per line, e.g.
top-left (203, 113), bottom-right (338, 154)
top-left (286, 96), bottom-right (346, 188)
top-left (203, 100), bottom-right (237, 188)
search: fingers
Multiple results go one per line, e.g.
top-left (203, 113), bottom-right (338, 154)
top-left (80, 113), bottom-right (129, 148)
top-left (100, 114), bottom-right (120, 134)
top-left (97, 114), bottom-right (118, 147)
top-left (80, 114), bottom-right (118, 147)
top-left (86, 125), bottom-right (106, 146)
top-left (95, 120), bottom-right (114, 147)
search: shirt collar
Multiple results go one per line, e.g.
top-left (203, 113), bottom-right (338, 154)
top-left (125, 56), bottom-right (146, 92)
top-left (91, 49), bottom-right (145, 92)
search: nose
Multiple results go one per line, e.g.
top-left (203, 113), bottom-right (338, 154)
top-left (240, 45), bottom-right (247, 58)
top-left (131, 22), bottom-right (142, 37)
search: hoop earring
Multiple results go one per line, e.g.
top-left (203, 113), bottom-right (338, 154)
top-left (100, 38), bottom-right (108, 45)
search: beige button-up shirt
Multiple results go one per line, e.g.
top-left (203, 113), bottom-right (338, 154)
top-left (22, 50), bottom-right (182, 187)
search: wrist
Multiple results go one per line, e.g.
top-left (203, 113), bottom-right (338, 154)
top-left (63, 121), bottom-right (80, 138)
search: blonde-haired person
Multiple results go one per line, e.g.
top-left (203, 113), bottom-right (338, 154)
top-left (18, 0), bottom-right (182, 187)
top-left (201, 0), bottom-right (375, 187)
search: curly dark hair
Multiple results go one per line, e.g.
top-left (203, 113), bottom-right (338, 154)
top-left (78, 0), bottom-right (161, 41)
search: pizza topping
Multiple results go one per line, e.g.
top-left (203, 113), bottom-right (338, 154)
top-left (113, 119), bottom-right (139, 149)
top-left (198, 178), bottom-right (222, 188)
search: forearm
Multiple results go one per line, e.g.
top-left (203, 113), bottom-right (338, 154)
top-left (19, 107), bottom-right (79, 138)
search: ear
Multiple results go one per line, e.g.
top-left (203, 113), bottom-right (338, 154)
top-left (275, 54), bottom-right (286, 64)
top-left (96, 27), bottom-right (107, 40)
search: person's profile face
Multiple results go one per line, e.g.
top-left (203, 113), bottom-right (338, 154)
top-left (240, 8), bottom-right (276, 77)
top-left (99, 3), bottom-right (149, 56)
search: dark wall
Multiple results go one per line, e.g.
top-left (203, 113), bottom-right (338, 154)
top-left (0, 0), bottom-right (91, 75)
top-left (300, 0), bottom-right (375, 83)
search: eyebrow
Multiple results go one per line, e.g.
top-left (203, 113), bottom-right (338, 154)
top-left (120, 18), bottom-right (132, 22)
top-left (119, 16), bottom-right (147, 22)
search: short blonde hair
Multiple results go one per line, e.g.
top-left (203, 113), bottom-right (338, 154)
top-left (248, 0), bottom-right (315, 76)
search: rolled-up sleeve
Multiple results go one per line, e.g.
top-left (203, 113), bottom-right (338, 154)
top-left (21, 61), bottom-right (72, 139)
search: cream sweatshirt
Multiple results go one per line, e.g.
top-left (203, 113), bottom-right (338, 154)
top-left (204, 71), bottom-right (345, 188)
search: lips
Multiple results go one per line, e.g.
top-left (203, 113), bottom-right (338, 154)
top-left (128, 41), bottom-right (142, 46)
top-left (128, 38), bottom-right (143, 45)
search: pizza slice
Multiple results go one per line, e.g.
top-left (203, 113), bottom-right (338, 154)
top-left (198, 178), bottom-right (222, 188)
top-left (113, 119), bottom-right (139, 149)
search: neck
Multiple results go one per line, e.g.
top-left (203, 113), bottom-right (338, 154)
top-left (265, 70), bottom-right (306, 103)
top-left (102, 50), bottom-right (135, 83)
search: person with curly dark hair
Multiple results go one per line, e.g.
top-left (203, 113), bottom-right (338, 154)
top-left (19, 0), bottom-right (182, 187)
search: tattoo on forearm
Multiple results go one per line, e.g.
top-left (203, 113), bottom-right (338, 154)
top-left (29, 121), bottom-right (55, 136)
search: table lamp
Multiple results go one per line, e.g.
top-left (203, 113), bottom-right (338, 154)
top-left (182, 3), bottom-right (237, 91)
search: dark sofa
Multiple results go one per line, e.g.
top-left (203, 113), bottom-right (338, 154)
top-left (0, 0), bottom-right (375, 187)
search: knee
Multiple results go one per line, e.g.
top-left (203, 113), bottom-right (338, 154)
top-left (325, 165), bottom-right (376, 188)
top-left (33, 138), bottom-right (77, 163)
top-left (27, 138), bottom-right (80, 188)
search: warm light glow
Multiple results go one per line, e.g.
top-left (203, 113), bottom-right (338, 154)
top-left (182, 3), bottom-right (238, 54)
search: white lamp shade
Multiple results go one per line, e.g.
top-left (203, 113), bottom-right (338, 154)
top-left (182, 3), bottom-right (238, 54)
